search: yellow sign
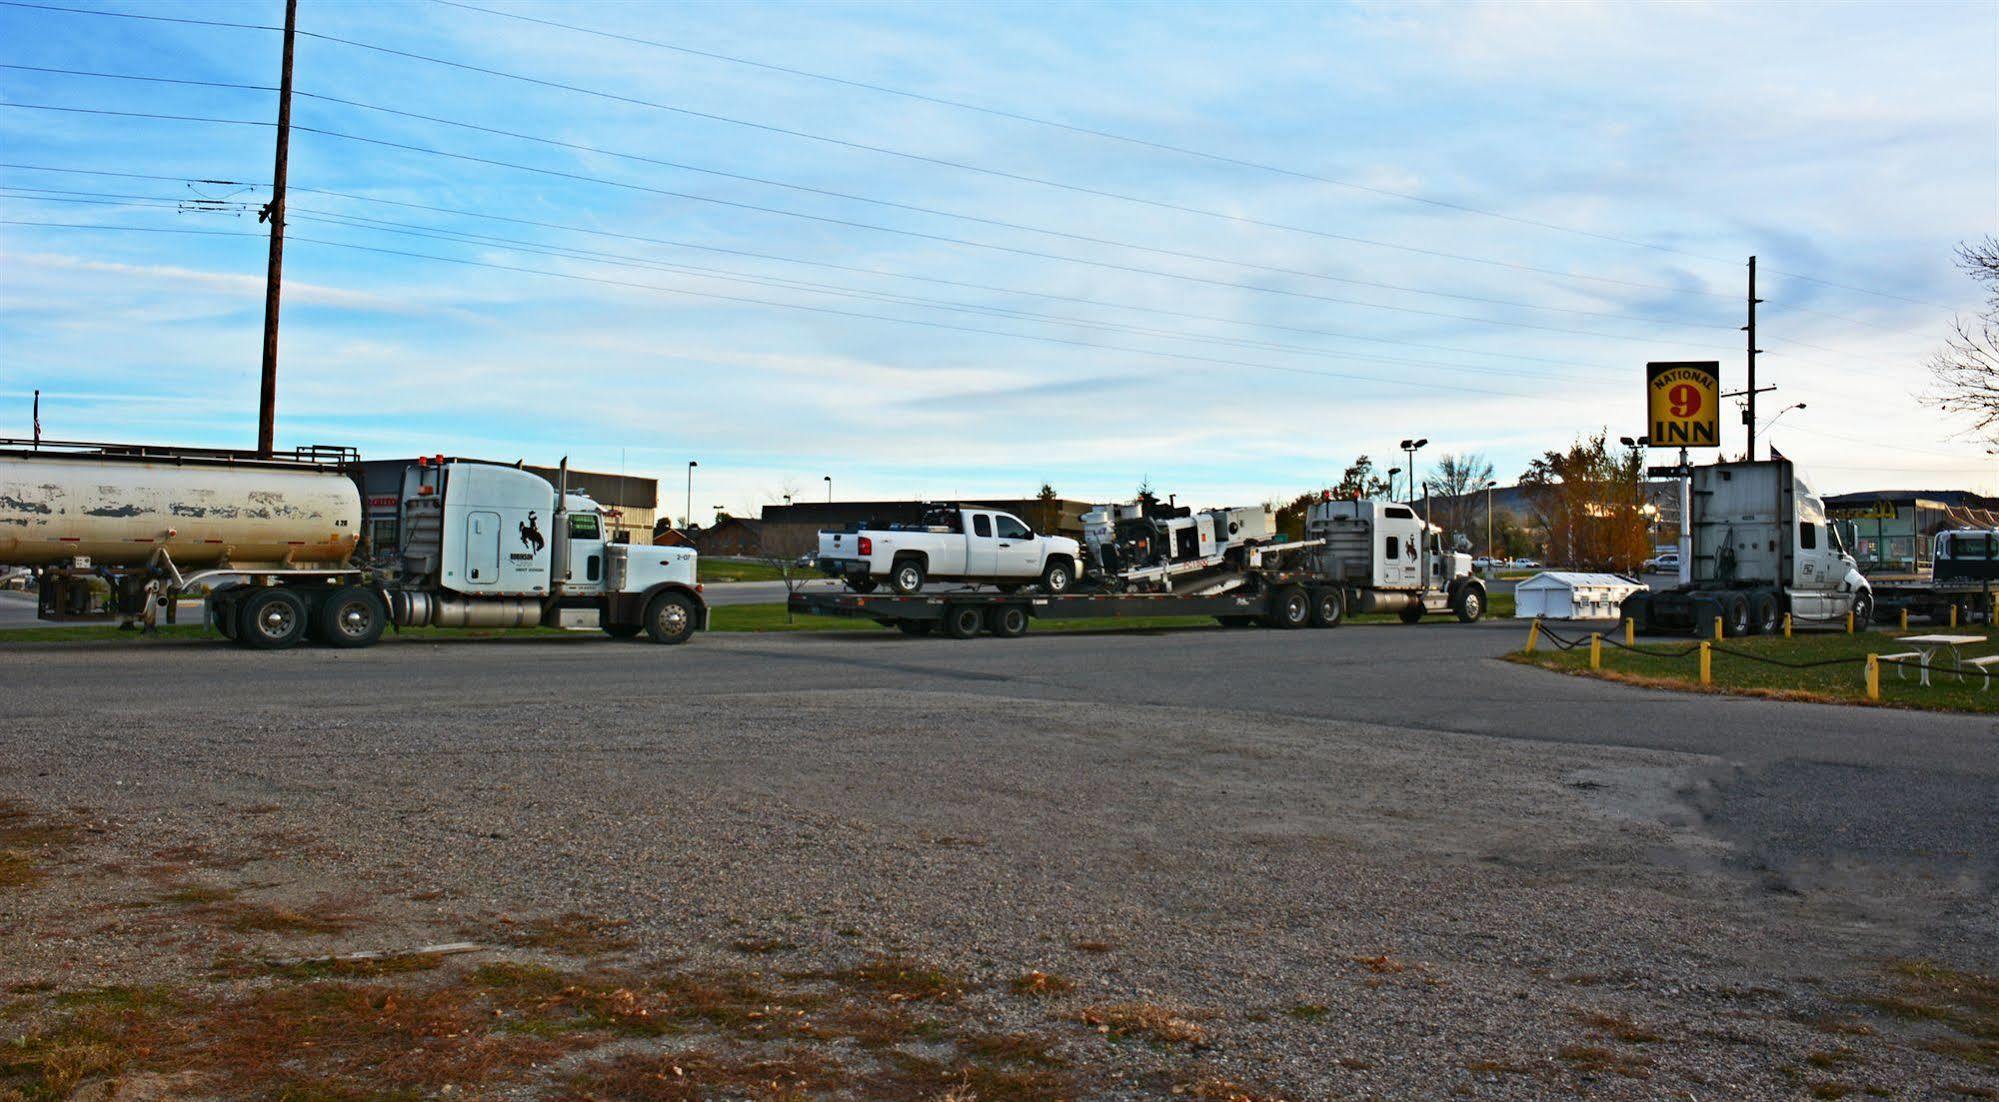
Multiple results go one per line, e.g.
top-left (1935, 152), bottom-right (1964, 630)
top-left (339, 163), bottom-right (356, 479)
top-left (1646, 361), bottom-right (1720, 448)
top-left (1831, 502), bottom-right (1898, 520)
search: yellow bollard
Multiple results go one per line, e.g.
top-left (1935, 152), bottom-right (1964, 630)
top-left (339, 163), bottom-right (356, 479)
top-left (1783, 612), bottom-right (1793, 639)
top-left (1846, 610), bottom-right (1855, 634)
top-left (1590, 633), bottom-right (1602, 669)
top-left (1700, 641), bottom-right (1712, 684)
top-left (1525, 619), bottom-right (1540, 654)
top-left (1624, 617), bottom-right (1635, 647)
top-left (1950, 604), bottom-right (1959, 629)
top-left (1866, 654), bottom-right (1880, 701)
top-left (1713, 615), bottom-right (1724, 643)
top-left (1899, 608), bottom-right (1908, 632)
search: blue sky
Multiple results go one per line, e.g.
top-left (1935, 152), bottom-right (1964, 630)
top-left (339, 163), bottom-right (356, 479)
top-left (2, 0), bottom-right (1995, 521)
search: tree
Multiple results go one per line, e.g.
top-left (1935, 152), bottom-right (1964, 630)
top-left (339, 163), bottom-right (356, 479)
top-left (1034, 483), bottom-right (1060, 533)
top-left (1332, 455), bottom-right (1394, 500)
top-left (1422, 452), bottom-right (1495, 544)
top-left (1517, 432), bottom-right (1650, 571)
top-left (1927, 236), bottom-right (1999, 440)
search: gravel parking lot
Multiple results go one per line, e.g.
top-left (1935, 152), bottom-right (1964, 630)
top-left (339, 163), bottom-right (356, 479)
top-left (2, 623), bottom-right (1993, 1099)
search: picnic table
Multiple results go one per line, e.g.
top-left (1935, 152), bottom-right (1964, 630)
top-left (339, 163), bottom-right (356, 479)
top-left (1887, 634), bottom-right (1989, 687)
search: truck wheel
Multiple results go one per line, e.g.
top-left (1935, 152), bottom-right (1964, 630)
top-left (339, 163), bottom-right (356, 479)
top-left (988, 604), bottom-right (1029, 638)
top-left (1721, 592), bottom-right (1751, 637)
top-left (1750, 591), bottom-right (1781, 635)
top-left (1452, 586), bottom-right (1485, 624)
top-left (237, 588), bottom-right (309, 650)
top-left (1310, 588), bottom-right (1345, 628)
top-left (315, 586), bottom-right (386, 648)
top-left (890, 558), bottom-right (927, 595)
top-left (846, 576), bottom-right (878, 594)
top-left (1851, 590), bottom-right (1874, 629)
top-left (1039, 558), bottom-right (1074, 595)
top-left (1264, 585), bottom-right (1311, 629)
top-left (1398, 604), bottom-right (1425, 625)
top-left (643, 591), bottom-right (697, 645)
top-left (1620, 593), bottom-right (1650, 635)
top-left (895, 619), bottom-right (935, 636)
top-left (943, 604), bottom-right (984, 639)
top-left (209, 589), bottom-right (239, 641)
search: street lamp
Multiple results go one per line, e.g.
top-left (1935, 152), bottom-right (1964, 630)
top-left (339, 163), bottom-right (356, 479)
top-left (823, 475), bottom-right (832, 503)
top-left (1484, 479), bottom-right (1498, 561)
top-left (686, 460), bottom-right (697, 530)
top-left (1398, 438), bottom-right (1427, 502)
top-left (1754, 402), bottom-right (1807, 440)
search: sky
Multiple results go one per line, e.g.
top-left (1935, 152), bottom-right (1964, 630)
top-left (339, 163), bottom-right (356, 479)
top-left (1, 0), bottom-right (1995, 523)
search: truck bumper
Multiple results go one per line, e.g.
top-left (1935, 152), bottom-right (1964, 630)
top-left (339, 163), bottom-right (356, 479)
top-left (817, 557), bottom-right (868, 579)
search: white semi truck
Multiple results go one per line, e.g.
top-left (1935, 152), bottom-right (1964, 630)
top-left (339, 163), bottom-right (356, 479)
top-left (0, 440), bottom-right (707, 649)
top-left (1621, 458), bottom-right (1873, 636)
top-left (791, 492), bottom-right (1485, 637)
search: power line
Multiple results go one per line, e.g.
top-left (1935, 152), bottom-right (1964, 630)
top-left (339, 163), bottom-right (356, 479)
top-left (0, 0), bottom-right (279, 31)
top-left (428, 0), bottom-right (1957, 312)
top-left (0, 101), bottom-right (1771, 355)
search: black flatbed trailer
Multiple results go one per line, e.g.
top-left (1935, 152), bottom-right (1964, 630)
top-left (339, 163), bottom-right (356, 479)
top-left (788, 570), bottom-right (1484, 639)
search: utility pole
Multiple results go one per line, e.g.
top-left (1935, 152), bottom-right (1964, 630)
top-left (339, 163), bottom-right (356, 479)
top-left (1741, 255), bottom-right (1762, 462)
top-left (256, 0), bottom-right (298, 457)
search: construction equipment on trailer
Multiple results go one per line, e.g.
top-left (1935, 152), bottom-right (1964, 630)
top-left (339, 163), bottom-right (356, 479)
top-left (0, 440), bottom-right (708, 649)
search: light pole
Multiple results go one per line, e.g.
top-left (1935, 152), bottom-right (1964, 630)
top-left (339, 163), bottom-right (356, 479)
top-left (686, 460), bottom-right (697, 530)
top-left (823, 475), bottom-right (832, 502)
top-left (1484, 479), bottom-right (1498, 561)
top-left (1399, 438), bottom-right (1427, 502)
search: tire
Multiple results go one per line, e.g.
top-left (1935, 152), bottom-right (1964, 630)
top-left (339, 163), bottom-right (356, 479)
top-left (1309, 588), bottom-right (1345, 628)
top-left (890, 557), bottom-right (927, 595)
top-left (943, 604), bottom-right (985, 639)
top-left (642, 590), bottom-right (697, 645)
top-left (1452, 585), bottom-right (1485, 624)
top-left (209, 588), bottom-right (239, 641)
top-left (314, 585), bottom-right (386, 648)
top-left (1620, 593), bottom-right (1651, 636)
top-left (1398, 603), bottom-right (1425, 625)
top-left (845, 576), bottom-right (878, 594)
top-left (895, 619), bottom-right (935, 636)
top-left (988, 604), bottom-right (1029, 638)
top-left (1721, 592), bottom-right (1751, 638)
top-left (1263, 585), bottom-right (1311, 629)
top-left (1039, 558), bottom-right (1074, 595)
top-left (603, 621), bottom-right (643, 639)
top-left (1750, 591), bottom-right (1781, 636)
top-left (236, 587), bottom-right (309, 650)
top-left (1851, 589), bottom-right (1874, 629)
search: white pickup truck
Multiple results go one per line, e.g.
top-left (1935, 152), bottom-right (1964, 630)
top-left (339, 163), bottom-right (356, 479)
top-left (817, 505), bottom-right (1083, 595)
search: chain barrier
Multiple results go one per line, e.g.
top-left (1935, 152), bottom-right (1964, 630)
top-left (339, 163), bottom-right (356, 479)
top-left (1528, 618), bottom-right (1945, 678)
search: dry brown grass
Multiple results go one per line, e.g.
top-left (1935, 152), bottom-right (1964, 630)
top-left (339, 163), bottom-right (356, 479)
top-left (1073, 1002), bottom-right (1208, 1047)
top-left (1853, 960), bottom-right (1998, 1070)
top-left (831, 956), bottom-right (965, 1003)
top-left (1176, 1078), bottom-right (1295, 1102)
top-left (1573, 1009), bottom-right (1663, 1044)
top-left (0, 801), bottom-right (77, 892)
top-left (562, 1048), bottom-right (842, 1102)
top-left (468, 911), bottom-right (637, 955)
top-left (1556, 1043), bottom-right (1654, 1079)
top-left (1006, 971), bottom-right (1074, 998)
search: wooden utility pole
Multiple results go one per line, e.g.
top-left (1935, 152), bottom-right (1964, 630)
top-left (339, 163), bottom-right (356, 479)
top-left (256, 0), bottom-right (298, 457)
top-left (1743, 255), bottom-right (1761, 461)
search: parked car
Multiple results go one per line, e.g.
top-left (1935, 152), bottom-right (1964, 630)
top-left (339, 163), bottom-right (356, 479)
top-left (1642, 552), bottom-right (1682, 574)
top-left (1512, 558), bottom-right (1542, 568)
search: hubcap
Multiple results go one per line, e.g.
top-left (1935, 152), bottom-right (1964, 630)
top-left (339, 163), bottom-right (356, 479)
top-left (338, 601), bottom-right (369, 636)
top-left (260, 604), bottom-right (295, 637)
top-left (657, 603), bottom-right (688, 633)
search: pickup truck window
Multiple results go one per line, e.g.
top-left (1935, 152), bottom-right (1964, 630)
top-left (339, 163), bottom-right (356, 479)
top-left (973, 514), bottom-right (992, 538)
top-left (995, 515), bottom-right (1031, 540)
top-left (1800, 521), bottom-right (1817, 550)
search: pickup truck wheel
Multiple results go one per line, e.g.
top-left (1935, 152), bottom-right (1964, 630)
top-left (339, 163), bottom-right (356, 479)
top-left (1721, 592), bottom-right (1751, 637)
top-left (988, 605), bottom-right (1029, 638)
top-left (1750, 591), bottom-right (1781, 635)
top-left (1452, 585), bottom-right (1484, 624)
top-left (1310, 588), bottom-right (1345, 628)
top-left (237, 588), bottom-right (309, 650)
top-left (1039, 558), bottom-right (1074, 595)
top-left (890, 558), bottom-right (927, 595)
top-left (643, 591), bottom-right (697, 645)
top-left (315, 585), bottom-right (387, 648)
top-left (895, 620), bottom-right (935, 636)
top-left (943, 604), bottom-right (984, 639)
top-left (1264, 585), bottom-right (1311, 629)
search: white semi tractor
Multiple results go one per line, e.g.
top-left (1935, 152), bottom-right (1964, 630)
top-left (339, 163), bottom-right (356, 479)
top-left (1621, 458), bottom-right (1873, 636)
top-left (0, 440), bottom-right (706, 648)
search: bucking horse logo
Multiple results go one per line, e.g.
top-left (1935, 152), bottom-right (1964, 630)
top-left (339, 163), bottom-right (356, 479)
top-left (519, 512), bottom-right (545, 554)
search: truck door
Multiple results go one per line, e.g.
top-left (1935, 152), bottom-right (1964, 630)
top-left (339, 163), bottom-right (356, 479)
top-left (992, 513), bottom-right (1040, 577)
top-left (1379, 510), bottom-right (1419, 587)
top-left (966, 512), bottom-right (999, 576)
top-left (464, 510), bottom-right (501, 587)
top-left (565, 511), bottom-right (607, 593)
top-left (1794, 519), bottom-right (1827, 617)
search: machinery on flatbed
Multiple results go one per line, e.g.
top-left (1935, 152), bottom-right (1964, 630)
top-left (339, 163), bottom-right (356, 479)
top-left (1867, 529), bottom-right (1998, 625)
top-left (790, 492), bottom-right (1486, 637)
top-left (1, 440), bottom-right (707, 649)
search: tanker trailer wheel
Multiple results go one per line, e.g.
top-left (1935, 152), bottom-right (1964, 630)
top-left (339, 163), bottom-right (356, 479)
top-left (643, 591), bottom-right (697, 645)
top-left (988, 604), bottom-right (1030, 639)
top-left (1310, 588), bottom-right (1345, 628)
top-left (208, 587), bottom-right (240, 642)
top-left (1398, 603), bottom-right (1425, 624)
top-left (943, 604), bottom-right (985, 639)
top-left (1263, 585), bottom-right (1312, 629)
top-left (237, 588), bottom-right (309, 650)
top-left (1452, 585), bottom-right (1485, 624)
top-left (315, 586), bottom-right (387, 649)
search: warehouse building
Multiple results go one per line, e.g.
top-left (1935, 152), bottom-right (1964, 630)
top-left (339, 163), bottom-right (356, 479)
top-left (353, 458), bottom-right (659, 552)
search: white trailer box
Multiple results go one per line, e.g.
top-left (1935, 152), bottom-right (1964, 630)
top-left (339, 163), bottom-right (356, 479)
top-left (1514, 572), bottom-right (1645, 620)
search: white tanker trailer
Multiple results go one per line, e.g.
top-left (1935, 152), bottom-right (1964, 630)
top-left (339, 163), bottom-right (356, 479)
top-left (0, 439), bottom-right (707, 649)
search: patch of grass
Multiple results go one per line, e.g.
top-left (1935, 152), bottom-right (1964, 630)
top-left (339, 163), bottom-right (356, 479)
top-left (1574, 1009), bottom-right (1662, 1043)
top-left (832, 955), bottom-right (966, 1003)
top-left (697, 558), bottom-right (799, 583)
top-left (0, 802), bottom-right (76, 892)
top-left (1069, 939), bottom-right (1114, 954)
top-left (1851, 960), bottom-right (1999, 1069)
top-left (729, 934), bottom-right (795, 954)
top-left (1072, 1002), bottom-right (1208, 1048)
top-left (1513, 629), bottom-right (1999, 713)
top-left (1284, 1003), bottom-right (1329, 1022)
top-left (201, 897), bottom-right (361, 936)
top-left (469, 912), bottom-right (635, 955)
top-left (1556, 1043), bottom-right (1654, 1079)
top-left (1007, 971), bottom-right (1074, 998)
top-left (159, 884), bottom-right (239, 906)
top-left (561, 1048), bottom-right (842, 1102)
top-left (956, 1031), bottom-right (1064, 1067)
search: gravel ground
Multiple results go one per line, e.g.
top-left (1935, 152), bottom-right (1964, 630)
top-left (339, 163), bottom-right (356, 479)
top-left (2, 631), bottom-right (1994, 1099)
